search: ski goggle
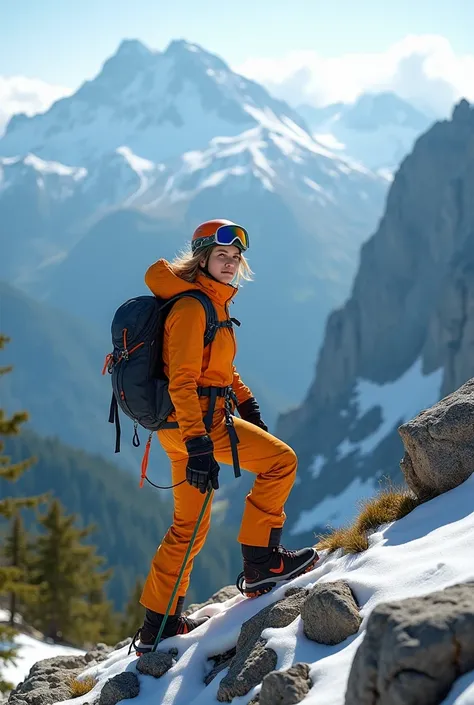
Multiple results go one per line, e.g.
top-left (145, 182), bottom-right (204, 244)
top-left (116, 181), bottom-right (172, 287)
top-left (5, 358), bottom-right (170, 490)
top-left (192, 224), bottom-right (249, 253)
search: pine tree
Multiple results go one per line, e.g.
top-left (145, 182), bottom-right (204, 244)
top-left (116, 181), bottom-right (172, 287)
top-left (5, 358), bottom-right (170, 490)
top-left (77, 567), bottom-right (120, 646)
top-left (0, 335), bottom-right (46, 692)
top-left (28, 499), bottom-right (115, 646)
top-left (3, 513), bottom-right (36, 627)
top-left (120, 578), bottom-right (145, 639)
top-left (0, 566), bottom-right (21, 694)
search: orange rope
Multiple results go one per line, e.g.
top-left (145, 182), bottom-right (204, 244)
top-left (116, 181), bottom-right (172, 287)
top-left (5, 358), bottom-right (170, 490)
top-left (101, 353), bottom-right (113, 375)
top-left (139, 434), bottom-right (153, 488)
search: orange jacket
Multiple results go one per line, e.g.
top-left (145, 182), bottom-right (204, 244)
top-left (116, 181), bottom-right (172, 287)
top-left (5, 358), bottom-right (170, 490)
top-left (144, 259), bottom-right (253, 442)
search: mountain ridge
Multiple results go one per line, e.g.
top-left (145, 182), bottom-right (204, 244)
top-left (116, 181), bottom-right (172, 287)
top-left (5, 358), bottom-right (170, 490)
top-left (278, 99), bottom-right (474, 542)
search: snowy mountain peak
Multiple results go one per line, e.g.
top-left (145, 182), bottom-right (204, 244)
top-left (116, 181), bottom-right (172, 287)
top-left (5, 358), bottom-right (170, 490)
top-left (344, 92), bottom-right (432, 131)
top-left (164, 38), bottom-right (221, 62)
top-left (114, 38), bottom-right (153, 59)
top-left (0, 40), bottom-right (309, 167)
top-left (300, 91), bottom-right (434, 171)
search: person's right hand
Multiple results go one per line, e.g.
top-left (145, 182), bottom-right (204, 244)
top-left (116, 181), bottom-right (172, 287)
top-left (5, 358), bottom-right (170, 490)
top-left (185, 435), bottom-right (220, 494)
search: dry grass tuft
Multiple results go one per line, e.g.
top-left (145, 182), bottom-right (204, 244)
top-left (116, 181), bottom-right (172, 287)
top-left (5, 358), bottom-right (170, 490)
top-left (68, 675), bottom-right (98, 698)
top-left (316, 483), bottom-right (419, 556)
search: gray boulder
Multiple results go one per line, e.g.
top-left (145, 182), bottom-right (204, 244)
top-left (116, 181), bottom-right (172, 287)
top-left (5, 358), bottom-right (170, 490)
top-left (259, 663), bottom-right (312, 705)
top-left (221, 640), bottom-right (278, 703)
top-left (7, 655), bottom-right (90, 705)
top-left (6, 646), bottom-right (115, 705)
top-left (136, 652), bottom-right (174, 678)
top-left (399, 377), bottom-right (474, 500)
top-left (301, 580), bottom-right (361, 645)
top-left (345, 582), bottom-right (474, 705)
top-left (112, 638), bottom-right (132, 651)
top-left (84, 644), bottom-right (113, 663)
top-left (98, 672), bottom-right (139, 705)
top-left (217, 588), bottom-right (308, 702)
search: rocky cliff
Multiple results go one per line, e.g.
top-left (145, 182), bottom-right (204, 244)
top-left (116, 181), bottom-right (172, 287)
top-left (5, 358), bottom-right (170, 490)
top-left (279, 99), bottom-right (474, 543)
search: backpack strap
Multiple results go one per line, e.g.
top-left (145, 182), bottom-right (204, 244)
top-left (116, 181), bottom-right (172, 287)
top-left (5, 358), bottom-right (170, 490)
top-left (169, 290), bottom-right (226, 346)
top-left (108, 392), bottom-right (121, 453)
top-left (159, 289), bottom-right (233, 347)
top-left (108, 291), bottom-right (240, 473)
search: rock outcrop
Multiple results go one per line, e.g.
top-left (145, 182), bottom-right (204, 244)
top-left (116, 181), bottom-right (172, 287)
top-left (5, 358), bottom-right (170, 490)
top-left (253, 663), bottom-right (313, 705)
top-left (345, 582), bottom-right (474, 705)
top-left (217, 589), bottom-right (308, 702)
top-left (399, 377), bottom-right (474, 499)
top-left (301, 580), bottom-right (361, 645)
top-left (211, 581), bottom-right (360, 701)
top-left (7, 646), bottom-right (112, 705)
top-left (278, 100), bottom-right (474, 543)
top-left (98, 672), bottom-right (139, 705)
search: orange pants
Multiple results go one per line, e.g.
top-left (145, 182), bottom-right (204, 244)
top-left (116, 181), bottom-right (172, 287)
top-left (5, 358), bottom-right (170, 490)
top-left (140, 409), bottom-right (297, 614)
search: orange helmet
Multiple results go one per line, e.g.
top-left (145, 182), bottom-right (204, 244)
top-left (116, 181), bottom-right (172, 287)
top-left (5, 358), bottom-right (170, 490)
top-left (191, 219), bottom-right (249, 254)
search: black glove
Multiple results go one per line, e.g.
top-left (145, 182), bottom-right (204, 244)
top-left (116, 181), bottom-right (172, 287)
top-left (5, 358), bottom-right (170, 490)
top-left (185, 435), bottom-right (220, 494)
top-left (237, 397), bottom-right (268, 432)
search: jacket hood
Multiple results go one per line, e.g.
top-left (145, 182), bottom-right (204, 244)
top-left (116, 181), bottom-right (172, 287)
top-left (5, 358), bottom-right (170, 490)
top-left (144, 259), bottom-right (238, 307)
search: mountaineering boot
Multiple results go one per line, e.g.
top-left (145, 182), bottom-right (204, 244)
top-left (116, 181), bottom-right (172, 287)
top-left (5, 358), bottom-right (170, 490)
top-left (130, 607), bottom-right (210, 655)
top-left (236, 543), bottom-right (319, 598)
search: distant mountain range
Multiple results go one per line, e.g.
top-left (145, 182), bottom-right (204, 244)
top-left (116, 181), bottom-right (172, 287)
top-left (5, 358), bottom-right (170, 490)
top-left (0, 38), bottom-right (309, 166)
top-left (297, 92), bottom-right (435, 172)
top-left (0, 38), bottom-right (387, 411)
top-left (1, 37), bottom-right (467, 591)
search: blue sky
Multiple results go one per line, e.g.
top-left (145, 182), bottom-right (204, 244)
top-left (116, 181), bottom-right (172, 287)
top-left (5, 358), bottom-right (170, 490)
top-left (1, 0), bottom-right (472, 87)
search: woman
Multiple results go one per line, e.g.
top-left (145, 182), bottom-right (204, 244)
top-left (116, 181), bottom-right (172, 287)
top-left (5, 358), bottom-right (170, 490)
top-left (133, 219), bottom-right (318, 654)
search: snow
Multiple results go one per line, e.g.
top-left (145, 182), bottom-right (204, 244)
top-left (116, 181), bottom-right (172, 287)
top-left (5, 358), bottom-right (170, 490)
top-left (309, 454), bottom-right (325, 480)
top-left (199, 170), bottom-right (229, 189)
top-left (313, 132), bottom-right (346, 151)
top-left (303, 177), bottom-right (324, 193)
top-left (23, 154), bottom-right (87, 179)
top-left (314, 120), bottom-right (424, 171)
top-left (116, 146), bottom-right (155, 174)
top-left (244, 105), bottom-right (340, 161)
top-left (288, 359), bottom-right (445, 536)
top-left (182, 149), bottom-right (211, 173)
top-left (114, 146), bottom-right (158, 206)
top-left (0, 153), bottom-right (87, 197)
top-left (0, 77), bottom-right (253, 166)
top-left (377, 166), bottom-right (395, 181)
top-left (1, 629), bottom-right (84, 688)
top-left (146, 119), bottom-right (381, 211)
top-left (340, 358), bottom-right (443, 457)
top-left (52, 473), bottom-right (474, 705)
top-left (442, 672), bottom-right (474, 705)
top-left (199, 166), bottom-right (247, 190)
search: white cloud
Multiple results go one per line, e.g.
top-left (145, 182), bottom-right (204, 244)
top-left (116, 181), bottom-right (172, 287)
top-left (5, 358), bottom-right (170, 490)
top-left (234, 35), bottom-right (474, 116)
top-left (0, 76), bottom-right (72, 136)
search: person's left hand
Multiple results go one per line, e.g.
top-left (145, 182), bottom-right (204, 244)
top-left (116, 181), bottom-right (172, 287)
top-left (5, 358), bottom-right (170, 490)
top-left (237, 397), bottom-right (268, 432)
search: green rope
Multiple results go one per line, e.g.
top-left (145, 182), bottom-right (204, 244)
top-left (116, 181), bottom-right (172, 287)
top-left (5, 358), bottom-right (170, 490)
top-left (152, 488), bottom-right (213, 651)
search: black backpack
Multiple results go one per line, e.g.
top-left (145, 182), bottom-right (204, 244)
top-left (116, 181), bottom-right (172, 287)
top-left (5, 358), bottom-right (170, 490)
top-left (103, 291), bottom-right (226, 464)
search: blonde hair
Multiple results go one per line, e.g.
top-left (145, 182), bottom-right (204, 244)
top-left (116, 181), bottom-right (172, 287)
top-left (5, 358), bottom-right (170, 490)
top-left (169, 243), bottom-right (253, 285)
